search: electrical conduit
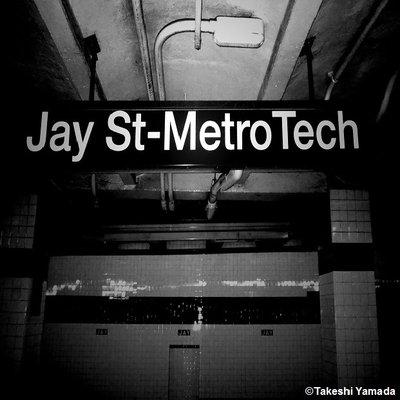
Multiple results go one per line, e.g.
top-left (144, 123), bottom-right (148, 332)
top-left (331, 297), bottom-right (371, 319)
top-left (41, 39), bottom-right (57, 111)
top-left (206, 170), bottom-right (243, 220)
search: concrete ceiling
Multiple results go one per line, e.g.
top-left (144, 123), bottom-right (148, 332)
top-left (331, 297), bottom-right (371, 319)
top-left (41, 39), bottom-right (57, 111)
top-left (7, 0), bottom-right (399, 104)
top-left (284, 0), bottom-right (400, 103)
top-left (19, 0), bottom-right (397, 104)
top-left (31, 0), bottom-right (322, 101)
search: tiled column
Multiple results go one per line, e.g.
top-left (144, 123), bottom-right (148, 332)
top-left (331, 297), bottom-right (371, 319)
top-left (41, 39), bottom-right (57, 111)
top-left (320, 271), bottom-right (379, 386)
top-left (0, 277), bottom-right (32, 375)
top-left (23, 280), bottom-right (47, 369)
top-left (320, 189), bottom-right (379, 386)
top-left (320, 273), bottom-right (337, 384)
top-left (0, 193), bottom-right (46, 377)
top-left (0, 194), bottom-right (37, 249)
top-left (330, 189), bottom-right (372, 244)
top-left (0, 275), bottom-right (47, 399)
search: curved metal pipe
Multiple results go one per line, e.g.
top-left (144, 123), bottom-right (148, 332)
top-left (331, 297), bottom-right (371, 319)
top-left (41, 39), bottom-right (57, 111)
top-left (206, 170), bottom-right (243, 220)
top-left (205, 174), bottom-right (224, 220)
top-left (219, 169), bottom-right (243, 192)
top-left (155, 19), bottom-right (215, 100)
top-left (324, 0), bottom-right (389, 101)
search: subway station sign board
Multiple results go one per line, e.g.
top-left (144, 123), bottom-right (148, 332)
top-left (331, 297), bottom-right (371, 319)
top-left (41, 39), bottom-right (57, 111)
top-left (7, 101), bottom-right (372, 172)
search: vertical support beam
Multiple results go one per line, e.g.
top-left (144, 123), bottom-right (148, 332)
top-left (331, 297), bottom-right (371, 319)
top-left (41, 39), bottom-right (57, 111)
top-left (60, 0), bottom-right (106, 100)
top-left (257, 0), bottom-right (323, 100)
top-left (34, 0), bottom-right (106, 100)
top-left (257, 0), bottom-right (295, 100)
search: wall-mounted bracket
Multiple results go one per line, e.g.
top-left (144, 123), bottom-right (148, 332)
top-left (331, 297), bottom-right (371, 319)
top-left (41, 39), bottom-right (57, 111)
top-left (300, 36), bottom-right (316, 101)
top-left (84, 34), bottom-right (101, 101)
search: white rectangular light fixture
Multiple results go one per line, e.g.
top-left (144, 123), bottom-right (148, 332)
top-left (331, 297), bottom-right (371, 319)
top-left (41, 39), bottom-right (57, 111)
top-left (212, 17), bottom-right (264, 48)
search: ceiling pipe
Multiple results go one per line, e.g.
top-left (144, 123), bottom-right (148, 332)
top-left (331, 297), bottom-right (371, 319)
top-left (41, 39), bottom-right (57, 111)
top-left (155, 19), bottom-right (215, 100)
top-left (155, 17), bottom-right (264, 100)
top-left (324, 0), bottom-right (389, 101)
top-left (168, 173), bottom-right (175, 211)
top-left (376, 69), bottom-right (398, 123)
top-left (194, 0), bottom-right (202, 50)
top-left (91, 173), bottom-right (99, 208)
top-left (131, 0), bottom-right (155, 100)
top-left (206, 170), bottom-right (243, 220)
top-left (155, 16), bottom-right (262, 214)
top-left (160, 173), bottom-right (167, 211)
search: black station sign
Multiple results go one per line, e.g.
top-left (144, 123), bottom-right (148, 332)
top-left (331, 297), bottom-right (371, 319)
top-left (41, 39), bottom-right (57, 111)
top-left (6, 101), bottom-right (371, 172)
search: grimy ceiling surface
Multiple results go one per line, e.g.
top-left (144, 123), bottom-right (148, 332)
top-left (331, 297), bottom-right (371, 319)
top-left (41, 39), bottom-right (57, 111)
top-left (7, 0), bottom-right (399, 104)
top-left (34, 0), bottom-right (321, 101)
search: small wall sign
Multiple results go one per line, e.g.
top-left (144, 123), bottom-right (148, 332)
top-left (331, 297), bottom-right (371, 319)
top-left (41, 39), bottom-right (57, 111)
top-left (261, 329), bottom-right (273, 336)
top-left (177, 329), bottom-right (191, 336)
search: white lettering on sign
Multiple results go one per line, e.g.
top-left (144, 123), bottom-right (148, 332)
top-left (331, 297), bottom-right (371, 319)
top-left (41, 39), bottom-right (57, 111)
top-left (27, 111), bottom-right (94, 162)
top-left (27, 110), bottom-right (361, 162)
top-left (164, 111), bottom-right (196, 150)
top-left (272, 110), bottom-right (296, 149)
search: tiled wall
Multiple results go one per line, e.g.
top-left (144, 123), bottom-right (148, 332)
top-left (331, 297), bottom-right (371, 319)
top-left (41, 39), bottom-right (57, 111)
top-left (0, 192), bottom-right (47, 389)
top-left (0, 194), bottom-right (37, 249)
top-left (45, 294), bottom-right (320, 324)
top-left (320, 271), bottom-right (379, 386)
top-left (330, 189), bottom-right (372, 243)
top-left (43, 252), bottom-right (322, 399)
top-left (46, 252), bottom-right (319, 298)
top-left (0, 277), bottom-right (47, 375)
top-left (0, 277), bottom-right (32, 374)
top-left (23, 281), bottom-right (47, 369)
top-left (43, 324), bottom-right (321, 400)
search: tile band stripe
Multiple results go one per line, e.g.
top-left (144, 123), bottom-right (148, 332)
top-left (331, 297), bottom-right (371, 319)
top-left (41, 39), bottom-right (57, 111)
top-left (45, 293), bottom-right (320, 324)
